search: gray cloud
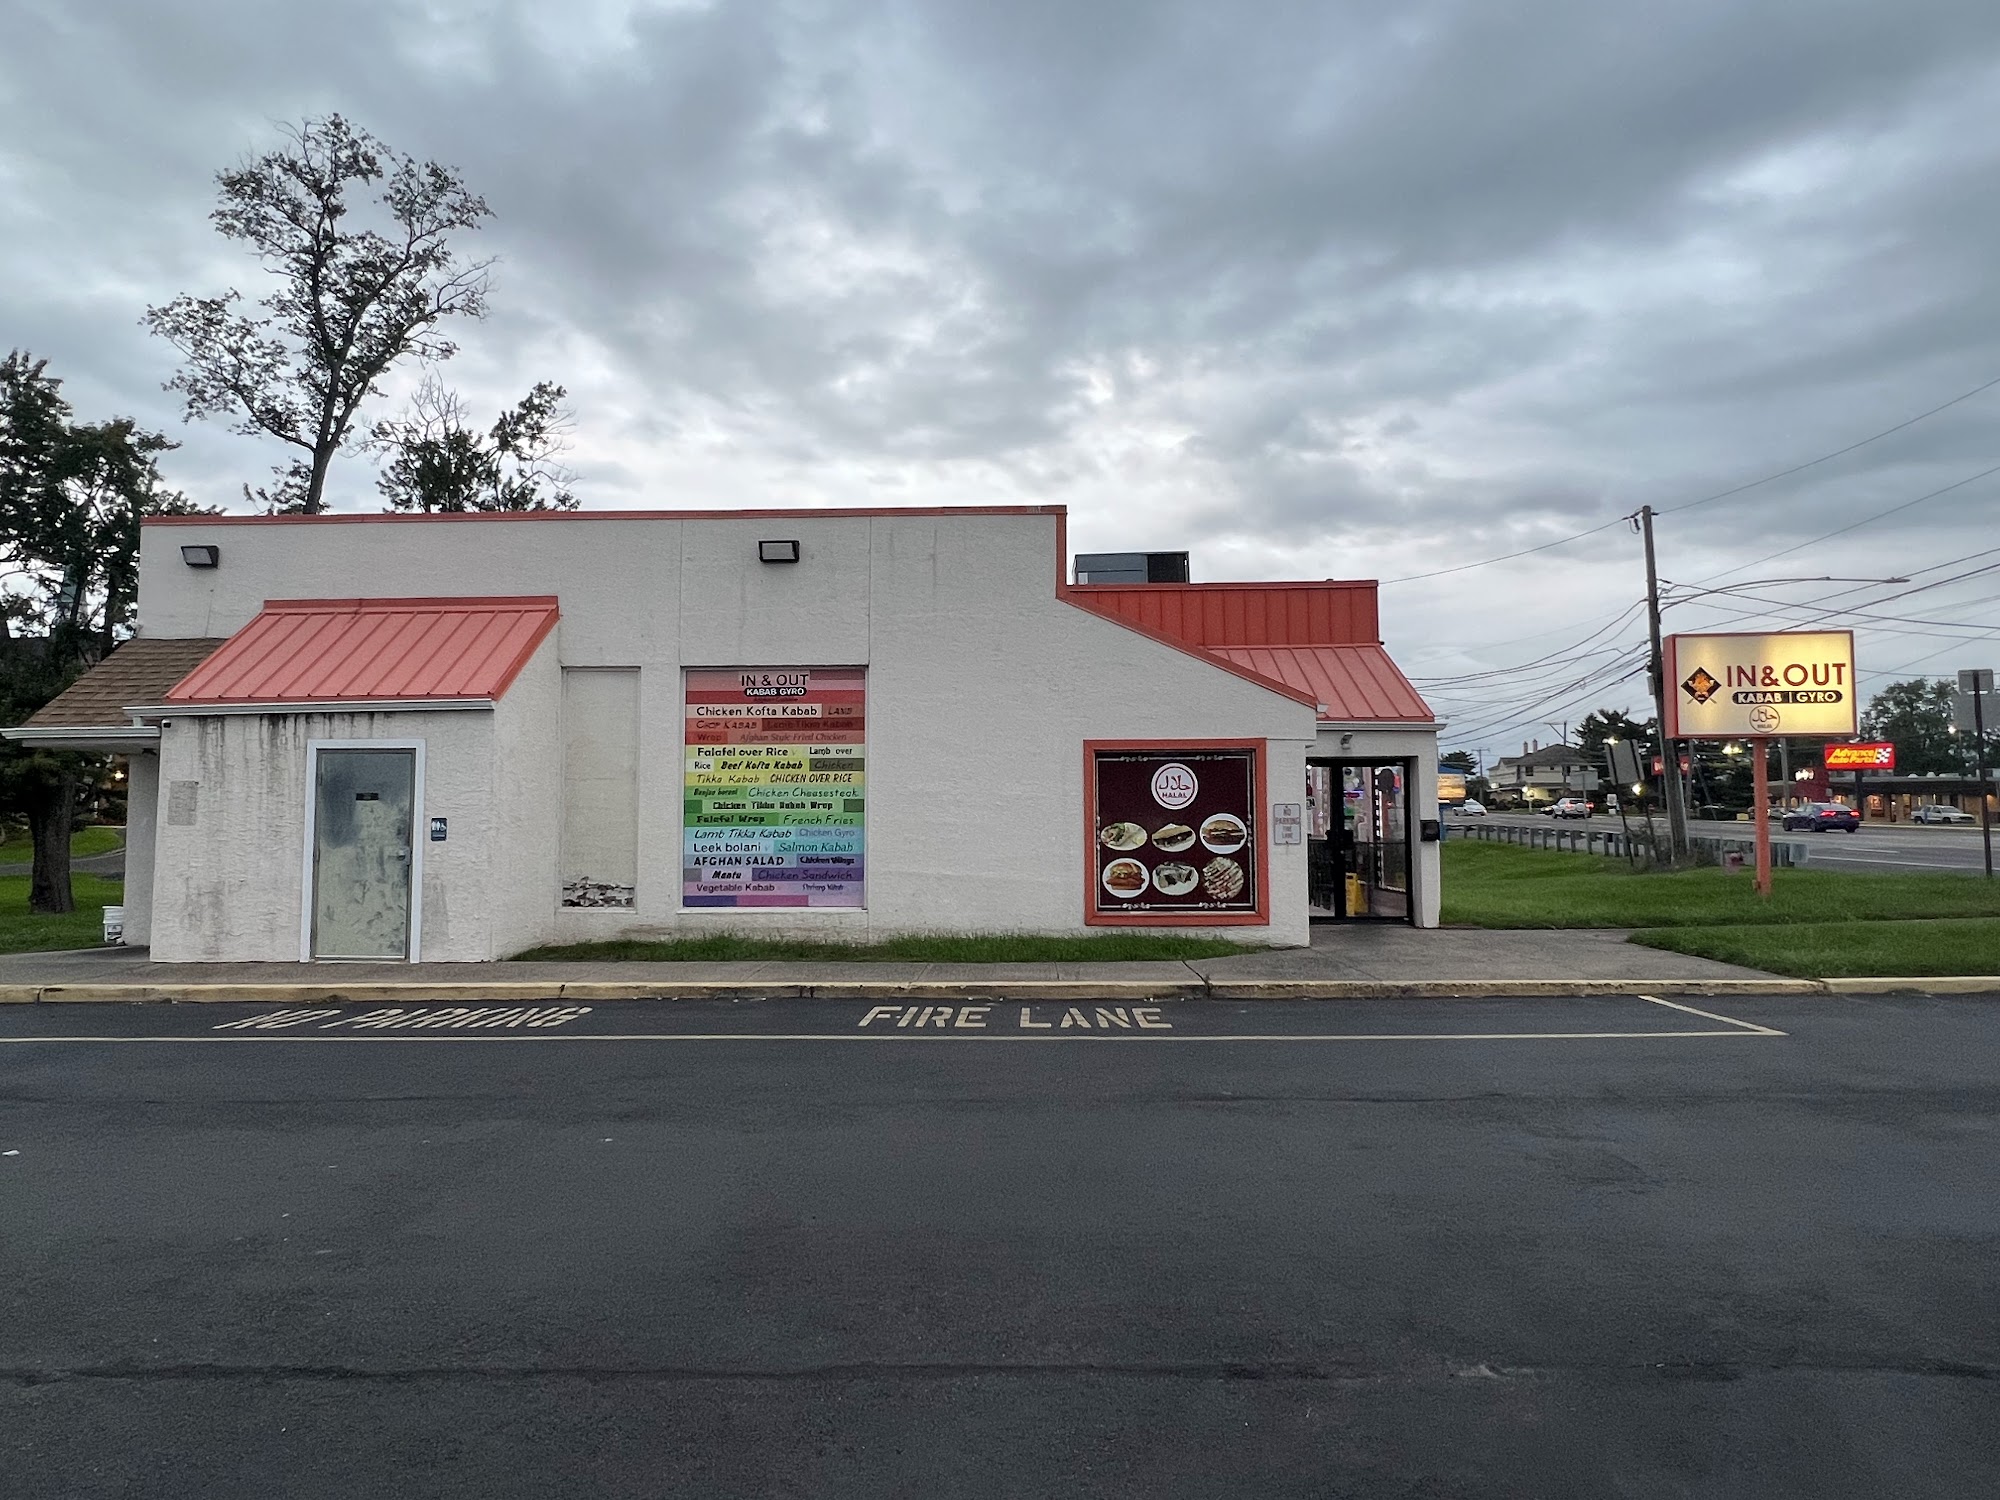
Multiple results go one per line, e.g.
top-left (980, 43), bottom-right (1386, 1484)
top-left (4, 0), bottom-right (1999, 743)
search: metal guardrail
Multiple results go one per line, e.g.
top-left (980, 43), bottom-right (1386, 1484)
top-left (1450, 820), bottom-right (1810, 867)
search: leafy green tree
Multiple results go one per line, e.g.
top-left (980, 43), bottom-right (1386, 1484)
top-left (1439, 749), bottom-right (1478, 774)
top-left (1576, 707), bottom-right (1652, 758)
top-left (370, 374), bottom-right (578, 512)
top-left (1862, 679), bottom-right (1964, 775)
top-left (0, 351), bottom-right (207, 911)
top-left (144, 115), bottom-right (493, 514)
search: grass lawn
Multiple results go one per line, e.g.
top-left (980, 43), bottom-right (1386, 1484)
top-left (68, 825), bottom-right (125, 858)
top-left (1631, 919), bottom-right (2000, 979)
top-left (0, 825), bottom-right (125, 861)
top-left (0, 873), bottom-right (126, 954)
top-left (1441, 841), bottom-right (2000, 929)
top-left (513, 932), bottom-right (1253, 964)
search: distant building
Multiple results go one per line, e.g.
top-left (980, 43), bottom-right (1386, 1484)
top-left (1487, 745), bottom-right (1602, 806)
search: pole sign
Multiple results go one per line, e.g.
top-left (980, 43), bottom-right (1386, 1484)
top-left (1662, 630), bottom-right (1857, 739)
top-left (1823, 742), bottom-right (1895, 771)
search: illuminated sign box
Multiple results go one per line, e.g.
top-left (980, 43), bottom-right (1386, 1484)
top-left (1663, 630), bottom-right (1858, 739)
top-left (1824, 742), bottom-right (1895, 771)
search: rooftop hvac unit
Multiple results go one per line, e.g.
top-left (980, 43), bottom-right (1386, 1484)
top-left (1073, 550), bottom-right (1191, 584)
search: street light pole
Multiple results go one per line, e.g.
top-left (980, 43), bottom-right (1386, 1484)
top-left (1636, 506), bottom-right (1689, 860)
top-left (1977, 679), bottom-right (1994, 880)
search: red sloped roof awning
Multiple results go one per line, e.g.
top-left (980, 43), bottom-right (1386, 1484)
top-left (1206, 645), bottom-right (1435, 723)
top-left (164, 596), bottom-right (560, 706)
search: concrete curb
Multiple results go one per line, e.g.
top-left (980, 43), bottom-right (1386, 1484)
top-left (0, 977), bottom-right (1860, 1005)
top-left (1819, 976), bottom-right (2000, 994)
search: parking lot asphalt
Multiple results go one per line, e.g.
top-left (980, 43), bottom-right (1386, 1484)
top-left (1469, 811), bottom-right (1996, 873)
top-left (4, 993), bottom-right (1997, 1498)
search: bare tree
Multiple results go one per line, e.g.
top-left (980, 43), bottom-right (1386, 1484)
top-left (370, 373), bottom-right (578, 512)
top-left (144, 116), bottom-right (493, 514)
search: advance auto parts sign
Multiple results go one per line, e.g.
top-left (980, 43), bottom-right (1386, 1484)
top-left (684, 668), bottom-right (865, 908)
top-left (1664, 631), bottom-right (1857, 739)
top-left (1093, 748), bottom-right (1258, 917)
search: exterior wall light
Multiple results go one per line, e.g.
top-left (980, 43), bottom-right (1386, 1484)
top-left (758, 539), bottom-right (800, 564)
top-left (180, 544), bottom-right (221, 568)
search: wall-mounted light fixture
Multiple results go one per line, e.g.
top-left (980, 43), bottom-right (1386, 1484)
top-left (180, 544), bottom-right (220, 568)
top-left (758, 539), bottom-right (800, 564)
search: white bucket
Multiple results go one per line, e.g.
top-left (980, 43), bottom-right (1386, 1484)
top-left (102, 905), bottom-right (124, 944)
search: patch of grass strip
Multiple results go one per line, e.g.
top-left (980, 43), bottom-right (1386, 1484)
top-left (1629, 918), bottom-right (2000, 979)
top-left (0, 873), bottom-right (127, 954)
top-left (512, 932), bottom-right (1252, 963)
top-left (1441, 840), bottom-right (2000, 930)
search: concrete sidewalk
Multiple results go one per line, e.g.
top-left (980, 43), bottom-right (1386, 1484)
top-left (0, 924), bottom-right (1855, 1002)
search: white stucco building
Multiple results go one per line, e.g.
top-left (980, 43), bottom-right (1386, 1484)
top-left (10, 506), bottom-right (1441, 961)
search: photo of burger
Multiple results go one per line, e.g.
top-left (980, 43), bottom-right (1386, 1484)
top-left (1200, 813), bottom-right (1247, 854)
top-left (1152, 823), bottom-right (1196, 852)
top-left (1101, 858), bottom-right (1149, 897)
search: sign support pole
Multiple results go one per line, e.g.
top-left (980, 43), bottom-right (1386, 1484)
top-left (1752, 736), bottom-right (1772, 899)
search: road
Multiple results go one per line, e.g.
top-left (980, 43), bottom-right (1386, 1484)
top-left (1466, 810), bottom-right (1996, 874)
top-left (4, 993), bottom-right (1996, 1497)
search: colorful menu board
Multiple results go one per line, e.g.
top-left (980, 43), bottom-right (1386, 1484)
top-left (683, 668), bottom-right (865, 908)
top-left (1092, 748), bottom-right (1257, 916)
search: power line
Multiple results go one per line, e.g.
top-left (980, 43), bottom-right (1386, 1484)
top-left (1661, 372), bottom-right (2000, 515)
top-left (1438, 653), bottom-right (1648, 744)
top-left (1384, 372), bottom-right (2000, 590)
top-left (1677, 588), bottom-right (2000, 640)
top-left (1691, 460), bottom-right (2000, 588)
top-left (1408, 599), bottom-right (1650, 685)
top-left (1381, 517), bottom-right (1626, 586)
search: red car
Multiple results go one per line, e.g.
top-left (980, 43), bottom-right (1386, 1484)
top-left (1782, 802), bottom-right (1859, 833)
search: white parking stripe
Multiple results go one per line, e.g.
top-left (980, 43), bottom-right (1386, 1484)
top-left (1638, 994), bottom-right (1787, 1036)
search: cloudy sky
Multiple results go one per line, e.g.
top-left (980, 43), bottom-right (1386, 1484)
top-left (5, 0), bottom-right (1998, 757)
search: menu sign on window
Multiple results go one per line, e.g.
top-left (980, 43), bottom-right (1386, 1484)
top-left (683, 668), bottom-right (865, 908)
top-left (1092, 748), bottom-right (1257, 915)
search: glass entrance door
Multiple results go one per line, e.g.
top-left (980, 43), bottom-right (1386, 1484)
top-left (1307, 759), bottom-right (1413, 921)
top-left (310, 748), bottom-right (417, 960)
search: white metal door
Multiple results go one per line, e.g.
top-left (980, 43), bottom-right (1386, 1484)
top-left (311, 749), bottom-right (417, 959)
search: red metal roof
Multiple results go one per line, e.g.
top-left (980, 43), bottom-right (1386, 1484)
top-left (1204, 646), bottom-right (1434, 723)
top-left (1065, 581), bottom-right (1379, 647)
top-left (1064, 578), bottom-right (1429, 721)
top-left (165, 597), bottom-right (559, 706)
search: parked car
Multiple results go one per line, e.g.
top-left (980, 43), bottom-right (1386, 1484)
top-left (1782, 802), bottom-right (1859, 833)
top-left (1911, 804), bottom-right (1974, 825)
top-left (1451, 799), bottom-right (1488, 817)
top-left (1549, 797), bottom-right (1593, 819)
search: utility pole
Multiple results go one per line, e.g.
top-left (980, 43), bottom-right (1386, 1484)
top-left (1636, 506), bottom-right (1689, 860)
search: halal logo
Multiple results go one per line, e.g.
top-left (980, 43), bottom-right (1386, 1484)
top-left (1681, 666), bottom-right (1720, 704)
top-left (1748, 705), bottom-right (1781, 733)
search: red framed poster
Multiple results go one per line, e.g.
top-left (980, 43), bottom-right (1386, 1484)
top-left (1084, 740), bottom-right (1269, 926)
